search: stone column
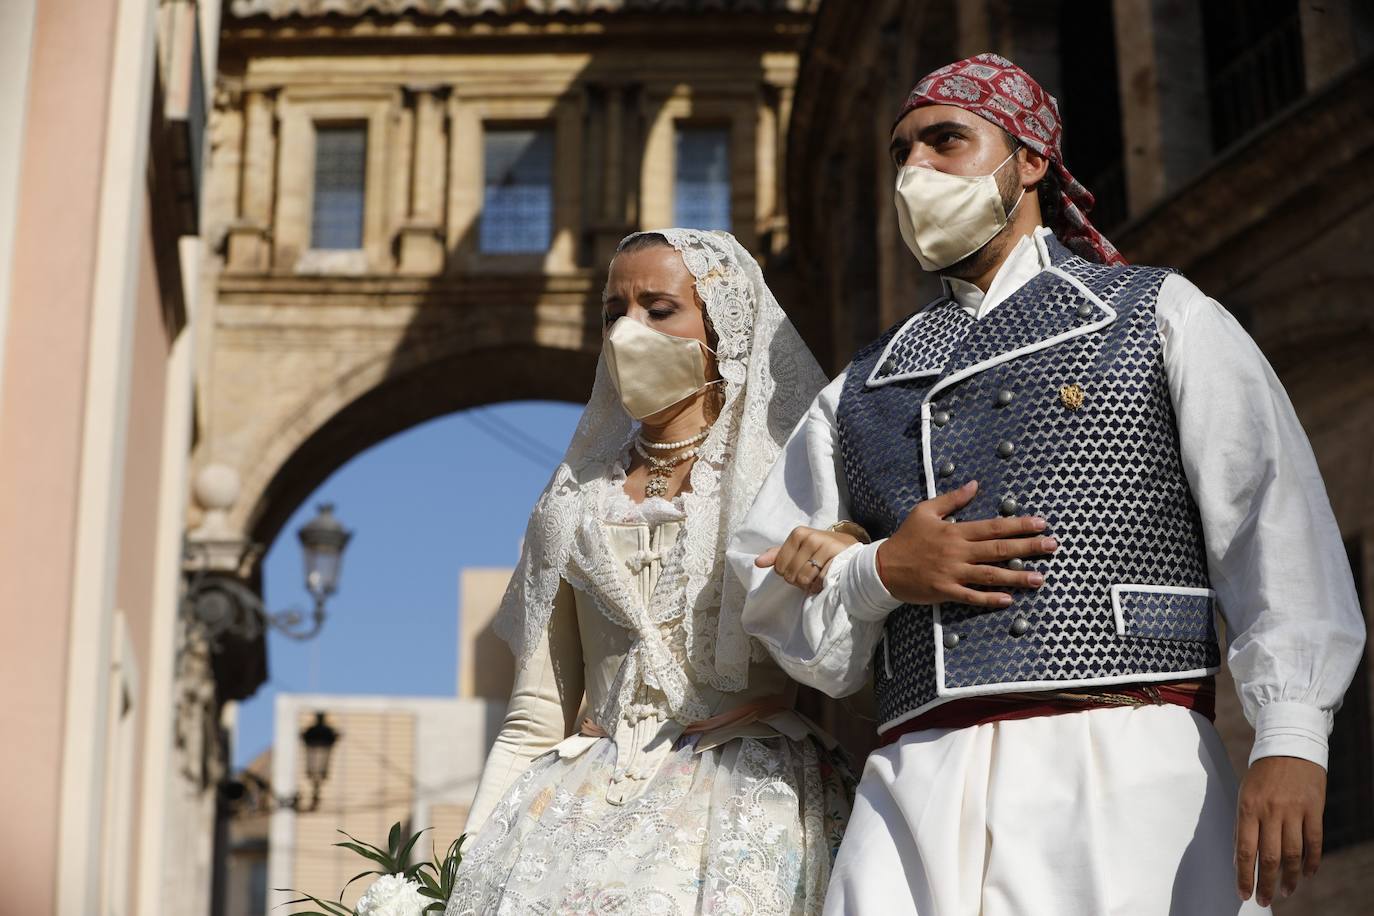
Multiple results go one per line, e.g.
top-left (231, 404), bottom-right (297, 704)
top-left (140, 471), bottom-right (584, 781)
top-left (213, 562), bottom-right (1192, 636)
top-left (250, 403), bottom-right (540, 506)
top-left (638, 90), bottom-right (675, 232)
top-left (550, 92), bottom-right (585, 271)
top-left (755, 84), bottom-right (779, 253)
top-left (1112, 0), bottom-right (1212, 218)
top-left (206, 86), bottom-right (243, 263)
top-left (588, 83), bottom-right (633, 267)
top-left (602, 85), bottom-right (625, 224)
top-left (1299, 0), bottom-right (1360, 90)
top-left (398, 85), bottom-right (448, 275)
top-left (445, 94), bottom-right (482, 271)
top-left (225, 88), bottom-right (277, 273)
top-left (772, 83), bottom-right (793, 254)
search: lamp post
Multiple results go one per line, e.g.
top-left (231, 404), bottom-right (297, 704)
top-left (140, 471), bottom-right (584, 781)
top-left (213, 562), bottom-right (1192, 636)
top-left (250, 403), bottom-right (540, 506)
top-left (223, 711), bottom-right (341, 815)
top-left (299, 711), bottom-right (340, 809)
top-left (182, 502), bottom-right (353, 645)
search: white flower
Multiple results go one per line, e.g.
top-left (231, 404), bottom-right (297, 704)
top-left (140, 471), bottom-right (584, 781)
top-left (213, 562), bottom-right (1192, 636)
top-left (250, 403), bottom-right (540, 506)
top-left (354, 873), bottom-right (428, 916)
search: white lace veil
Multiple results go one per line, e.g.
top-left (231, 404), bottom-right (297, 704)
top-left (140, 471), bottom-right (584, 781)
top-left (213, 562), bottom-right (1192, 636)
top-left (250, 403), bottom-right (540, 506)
top-left (492, 229), bottom-right (827, 702)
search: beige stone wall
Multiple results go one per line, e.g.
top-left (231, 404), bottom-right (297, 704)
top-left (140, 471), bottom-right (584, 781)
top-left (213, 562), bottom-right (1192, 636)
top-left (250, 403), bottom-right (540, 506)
top-left (458, 567), bottom-right (516, 701)
top-left (196, 13), bottom-right (810, 556)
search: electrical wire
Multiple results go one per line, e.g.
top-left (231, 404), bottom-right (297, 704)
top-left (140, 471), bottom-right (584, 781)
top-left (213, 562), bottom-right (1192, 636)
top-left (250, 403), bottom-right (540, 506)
top-left (463, 407), bottom-right (563, 471)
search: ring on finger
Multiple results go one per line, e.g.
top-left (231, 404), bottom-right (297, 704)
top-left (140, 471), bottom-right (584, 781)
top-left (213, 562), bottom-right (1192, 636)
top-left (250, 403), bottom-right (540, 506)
top-left (807, 559), bottom-right (822, 571)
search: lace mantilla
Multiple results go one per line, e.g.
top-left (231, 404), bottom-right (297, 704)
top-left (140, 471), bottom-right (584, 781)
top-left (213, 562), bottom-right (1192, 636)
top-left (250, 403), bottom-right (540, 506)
top-left (493, 229), bottom-right (828, 721)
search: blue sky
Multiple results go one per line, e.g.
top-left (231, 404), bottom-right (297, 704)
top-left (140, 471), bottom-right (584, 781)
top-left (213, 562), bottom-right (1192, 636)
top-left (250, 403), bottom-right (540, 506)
top-left (233, 400), bottom-right (583, 769)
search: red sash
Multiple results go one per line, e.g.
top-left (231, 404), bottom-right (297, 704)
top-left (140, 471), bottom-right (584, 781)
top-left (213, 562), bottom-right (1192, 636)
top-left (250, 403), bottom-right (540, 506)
top-left (878, 677), bottom-right (1215, 747)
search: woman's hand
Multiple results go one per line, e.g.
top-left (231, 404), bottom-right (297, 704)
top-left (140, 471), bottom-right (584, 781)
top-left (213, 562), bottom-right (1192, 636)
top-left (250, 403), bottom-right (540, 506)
top-left (755, 527), bottom-right (861, 595)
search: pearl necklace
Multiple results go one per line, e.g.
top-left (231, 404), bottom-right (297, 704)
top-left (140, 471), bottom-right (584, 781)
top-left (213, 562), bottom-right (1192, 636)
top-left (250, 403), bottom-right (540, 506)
top-left (636, 428), bottom-right (709, 451)
top-left (632, 438), bottom-right (699, 499)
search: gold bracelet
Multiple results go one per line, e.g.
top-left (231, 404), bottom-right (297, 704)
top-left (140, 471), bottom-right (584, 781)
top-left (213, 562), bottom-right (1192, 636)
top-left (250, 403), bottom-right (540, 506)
top-left (828, 520), bottom-right (871, 544)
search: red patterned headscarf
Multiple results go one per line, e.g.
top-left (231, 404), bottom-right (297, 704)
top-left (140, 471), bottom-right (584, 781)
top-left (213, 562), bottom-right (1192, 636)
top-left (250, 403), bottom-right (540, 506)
top-left (896, 53), bottom-right (1126, 266)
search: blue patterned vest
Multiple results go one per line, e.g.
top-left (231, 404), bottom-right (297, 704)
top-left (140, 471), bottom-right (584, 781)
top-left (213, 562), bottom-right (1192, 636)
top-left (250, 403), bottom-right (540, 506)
top-left (836, 235), bottom-right (1220, 732)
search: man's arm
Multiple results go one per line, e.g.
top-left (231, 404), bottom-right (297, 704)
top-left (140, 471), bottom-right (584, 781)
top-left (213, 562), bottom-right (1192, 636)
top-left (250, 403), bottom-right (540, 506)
top-left (730, 372), bottom-right (897, 697)
top-left (1160, 274), bottom-right (1366, 907)
top-left (732, 370), bottom-right (1057, 695)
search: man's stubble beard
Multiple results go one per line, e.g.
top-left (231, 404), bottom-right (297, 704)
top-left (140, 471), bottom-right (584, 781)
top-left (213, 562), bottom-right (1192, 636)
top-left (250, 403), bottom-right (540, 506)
top-left (940, 164), bottom-right (1027, 283)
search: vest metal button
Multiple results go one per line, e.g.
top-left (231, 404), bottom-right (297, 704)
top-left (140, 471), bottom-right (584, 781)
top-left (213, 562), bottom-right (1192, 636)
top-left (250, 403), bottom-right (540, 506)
top-left (1007, 558), bottom-right (1025, 571)
top-left (997, 440), bottom-right (1015, 458)
top-left (943, 631), bottom-right (960, 649)
top-left (1076, 302), bottom-right (1093, 318)
top-left (938, 461), bottom-right (956, 477)
top-left (999, 496), bottom-right (1019, 516)
top-left (880, 357), bottom-right (897, 374)
top-left (995, 388), bottom-right (1013, 407)
top-left (1009, 616), bottom-right (1030, 637)
top-left (932, 410), bottom-right (950, 426)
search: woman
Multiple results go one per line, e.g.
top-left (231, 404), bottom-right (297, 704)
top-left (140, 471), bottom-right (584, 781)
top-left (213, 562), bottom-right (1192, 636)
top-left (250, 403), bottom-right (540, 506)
top-left (446, 229), bottom-right (857, 915)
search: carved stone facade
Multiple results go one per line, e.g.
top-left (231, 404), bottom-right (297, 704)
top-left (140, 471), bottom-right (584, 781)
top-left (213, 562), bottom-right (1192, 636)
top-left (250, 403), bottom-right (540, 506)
top-left (194, 1), bottom-right (814, 573)
top-left (786, 2), bottom-right (1374, 912)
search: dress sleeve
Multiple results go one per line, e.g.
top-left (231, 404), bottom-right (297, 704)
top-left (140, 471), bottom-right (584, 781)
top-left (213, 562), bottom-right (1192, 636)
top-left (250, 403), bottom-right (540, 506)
top-left (730, 371), bottom-right (902, 698)
top-left (1158, 273), bottom-right (1366, 770)
top-left (465, 578), bottom-right (585, 834)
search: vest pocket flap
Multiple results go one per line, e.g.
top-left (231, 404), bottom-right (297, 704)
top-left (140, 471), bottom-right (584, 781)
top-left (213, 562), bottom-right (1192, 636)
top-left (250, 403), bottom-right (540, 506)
top-left (1111, 585), bottom-right (1217, 643)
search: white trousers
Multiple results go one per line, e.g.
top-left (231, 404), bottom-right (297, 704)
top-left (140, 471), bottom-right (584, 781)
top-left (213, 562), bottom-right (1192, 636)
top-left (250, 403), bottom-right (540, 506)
top-left (825, 704), bottom-right (1268, 916)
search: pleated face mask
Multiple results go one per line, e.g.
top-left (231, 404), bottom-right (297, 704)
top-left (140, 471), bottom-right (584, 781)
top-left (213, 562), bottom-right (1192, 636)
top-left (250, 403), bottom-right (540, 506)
top-left (894, 149), bottom-right (1025, 272)
top-left (603, 317), bottom-right (720, 420)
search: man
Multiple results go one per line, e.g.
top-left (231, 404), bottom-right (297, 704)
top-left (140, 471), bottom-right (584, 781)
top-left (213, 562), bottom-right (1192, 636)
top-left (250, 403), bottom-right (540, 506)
top-left (729, 53), bottom-right (1365, 914)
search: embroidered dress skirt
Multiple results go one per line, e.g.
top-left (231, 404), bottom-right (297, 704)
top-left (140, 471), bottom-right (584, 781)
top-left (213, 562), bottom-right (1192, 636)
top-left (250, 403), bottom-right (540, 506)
top-left (446, 732), bottom-right (852, 915)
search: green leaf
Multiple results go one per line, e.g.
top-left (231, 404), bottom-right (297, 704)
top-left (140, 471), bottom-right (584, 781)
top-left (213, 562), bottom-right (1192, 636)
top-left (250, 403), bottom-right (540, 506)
top-left (334, 841), bottom-right (392, 868)
top-left (397, 825), bottom-right (430, 866)
top-left (388, 821), bottom-right (402, 856)
top-left (339, 868), bottom-right (383, 899)
top-left (336, 828), bottom-right (387, 857)
top-left (274, 888), bottom-right (354, 915)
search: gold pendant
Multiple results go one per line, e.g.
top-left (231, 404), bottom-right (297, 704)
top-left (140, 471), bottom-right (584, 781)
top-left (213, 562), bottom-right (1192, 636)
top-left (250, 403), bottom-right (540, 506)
top-left (645, 473), bottom-right (670, 499)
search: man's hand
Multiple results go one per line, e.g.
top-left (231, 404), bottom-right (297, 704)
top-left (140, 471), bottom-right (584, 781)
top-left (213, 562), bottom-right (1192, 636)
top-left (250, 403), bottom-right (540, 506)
top-left (1235, 756), bottom-right (1327, 907)
top-left (755, 528), bottom-right (860, 595)
top-left (874, 480), bottom-right (1057, 606)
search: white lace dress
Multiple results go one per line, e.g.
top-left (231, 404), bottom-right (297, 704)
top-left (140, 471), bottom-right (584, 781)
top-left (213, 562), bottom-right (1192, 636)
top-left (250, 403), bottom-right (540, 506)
top-left (445, 472), bottom-right (853, 915)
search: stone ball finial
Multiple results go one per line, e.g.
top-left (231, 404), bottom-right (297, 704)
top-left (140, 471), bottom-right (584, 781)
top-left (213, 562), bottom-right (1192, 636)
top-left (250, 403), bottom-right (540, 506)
top-left (195, 463), bottom-right (241, 512)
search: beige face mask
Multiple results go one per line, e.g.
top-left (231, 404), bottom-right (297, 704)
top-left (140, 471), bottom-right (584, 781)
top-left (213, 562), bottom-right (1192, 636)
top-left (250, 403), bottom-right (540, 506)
top-left (603, 317), bottom-right (720, 420)
top-left (894, 149), bottom-right (1025, 272)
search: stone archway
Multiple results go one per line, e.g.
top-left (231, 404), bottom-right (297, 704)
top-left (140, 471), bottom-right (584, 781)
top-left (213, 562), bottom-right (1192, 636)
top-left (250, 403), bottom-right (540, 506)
top-left (202, 286), bottom-right (601, 550)
top-left (187, 1), bottom-right (818, 707)
top-left (246, 342), bottom-right (597, 549)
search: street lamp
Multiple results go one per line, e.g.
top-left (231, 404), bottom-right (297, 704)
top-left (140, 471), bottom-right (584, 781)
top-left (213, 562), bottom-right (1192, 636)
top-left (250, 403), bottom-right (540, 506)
top-left (300, 711), bottom-right (340, 793)
top-left (299, 504), bottom-right (351, 608)
top-left (223, 711), bottom-right (341, 815)
top-left (182, 503), bottom-right (353, 645)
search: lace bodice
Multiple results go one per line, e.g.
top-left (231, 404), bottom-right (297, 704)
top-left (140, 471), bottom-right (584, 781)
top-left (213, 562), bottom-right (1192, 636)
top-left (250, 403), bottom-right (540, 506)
top-left (569, 471), bottom-right (792, 734)
top-left (492, 230), bottom-right (829, 710)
